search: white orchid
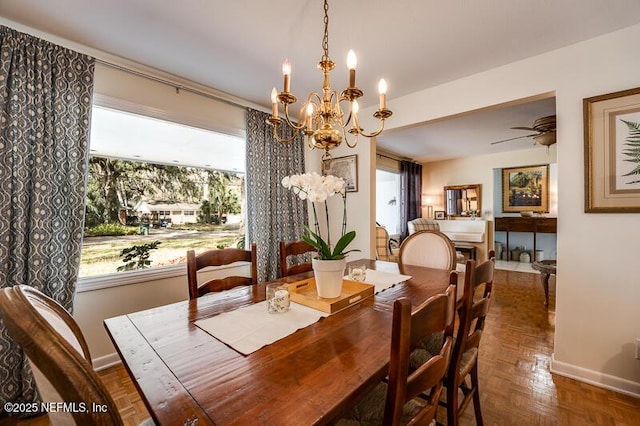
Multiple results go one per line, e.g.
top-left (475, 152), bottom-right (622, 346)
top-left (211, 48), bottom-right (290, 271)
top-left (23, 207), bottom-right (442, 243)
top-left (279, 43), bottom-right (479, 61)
top-left (282, 172), bottom-right (357, 260)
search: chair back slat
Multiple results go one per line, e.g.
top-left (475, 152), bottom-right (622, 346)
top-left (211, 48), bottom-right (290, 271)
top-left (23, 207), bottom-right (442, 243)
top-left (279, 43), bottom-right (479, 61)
top-left (187, 243), bottom-right (257, 299)
top-left (279, 240), bottom-right (315, 277)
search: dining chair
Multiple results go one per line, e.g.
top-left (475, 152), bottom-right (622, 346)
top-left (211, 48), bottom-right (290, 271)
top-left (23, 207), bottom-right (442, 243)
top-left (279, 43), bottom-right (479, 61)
top-left (440, 253), bottom-right (495, 426)
top-left (279, 240), bottom-right (315, 277)
top-left (399, 230), bottom-right (457, 271)
top-left (187, 243), bottom-right (257, 299)
top-left (338, 281), bottom-right (457, 425)
top-left (375, 225), bottom-right (399, 262)
top-left (407, 218), bottom-right (440, 235)
top-left (0, 285), bottom-right (153, 426)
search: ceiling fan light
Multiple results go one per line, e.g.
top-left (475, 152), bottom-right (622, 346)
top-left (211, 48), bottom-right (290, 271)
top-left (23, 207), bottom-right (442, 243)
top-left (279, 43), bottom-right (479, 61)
top-left (533, 131), bottom-right (556, 146)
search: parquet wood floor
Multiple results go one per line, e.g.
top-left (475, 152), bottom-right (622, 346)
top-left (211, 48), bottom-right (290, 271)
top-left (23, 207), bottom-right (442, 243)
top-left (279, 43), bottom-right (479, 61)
top-left (98, 270), bottom-right (640, 425)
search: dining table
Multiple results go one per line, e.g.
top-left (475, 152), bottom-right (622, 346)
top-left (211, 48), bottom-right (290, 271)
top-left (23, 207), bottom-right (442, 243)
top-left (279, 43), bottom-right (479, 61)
top-left (104, 259), bottom-right (456, 426)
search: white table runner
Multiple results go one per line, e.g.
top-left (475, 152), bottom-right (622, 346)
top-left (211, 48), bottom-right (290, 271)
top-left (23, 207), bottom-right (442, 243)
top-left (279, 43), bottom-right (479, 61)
top-left (344, 269), bottom-right (412, 293)
top-left (195, 301), bottom-right (329, 355)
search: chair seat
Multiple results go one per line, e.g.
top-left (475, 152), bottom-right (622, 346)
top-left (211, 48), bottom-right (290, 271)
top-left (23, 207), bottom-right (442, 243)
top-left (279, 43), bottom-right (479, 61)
top-left (410, 332), bottom-right (444, 370)
top-left (458, 347), bottom-right (479, 378)
top-left (336, 383), bottom-right (430, 425)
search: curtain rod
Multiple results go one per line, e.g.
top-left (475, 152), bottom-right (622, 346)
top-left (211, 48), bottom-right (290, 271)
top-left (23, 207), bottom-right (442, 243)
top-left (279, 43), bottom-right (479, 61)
top-left (95, 59), bottom-right (251, 111)
top-left (376, 152), bottom-right (412, 162)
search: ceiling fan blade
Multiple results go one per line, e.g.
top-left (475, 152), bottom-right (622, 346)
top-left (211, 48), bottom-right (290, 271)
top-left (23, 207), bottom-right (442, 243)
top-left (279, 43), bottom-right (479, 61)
top-left (490, 133), bottom-right (539, 145)
top-left (510, 126), bottom-right (538, 131)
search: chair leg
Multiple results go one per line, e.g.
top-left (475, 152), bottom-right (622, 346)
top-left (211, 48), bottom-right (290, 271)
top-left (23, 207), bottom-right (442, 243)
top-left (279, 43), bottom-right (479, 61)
top-left (446, 380), bottom-right (458, 426)
top-left (470, 363), bottom-right (484, 426)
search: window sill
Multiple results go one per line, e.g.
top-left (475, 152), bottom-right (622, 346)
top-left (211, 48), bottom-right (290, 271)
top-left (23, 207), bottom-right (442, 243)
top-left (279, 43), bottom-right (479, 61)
top-left (77, 264), bottom-right (187, 292)
top-left (76, 263), bottom-right (243, 293)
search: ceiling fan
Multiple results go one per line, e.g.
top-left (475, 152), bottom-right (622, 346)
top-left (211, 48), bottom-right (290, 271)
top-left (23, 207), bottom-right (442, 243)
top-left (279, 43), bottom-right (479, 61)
top-left (490, 115), bottom-right (556, 146)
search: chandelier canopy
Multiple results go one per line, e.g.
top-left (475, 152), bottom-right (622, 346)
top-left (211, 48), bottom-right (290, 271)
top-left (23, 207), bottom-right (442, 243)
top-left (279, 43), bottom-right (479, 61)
top-left (268, 0), bottom-right (392, 159)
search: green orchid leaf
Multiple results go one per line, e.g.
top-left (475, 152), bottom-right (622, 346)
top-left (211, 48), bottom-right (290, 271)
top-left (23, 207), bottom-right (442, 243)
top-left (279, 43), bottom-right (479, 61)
top-left (331, 230), bottom-right (357, 258)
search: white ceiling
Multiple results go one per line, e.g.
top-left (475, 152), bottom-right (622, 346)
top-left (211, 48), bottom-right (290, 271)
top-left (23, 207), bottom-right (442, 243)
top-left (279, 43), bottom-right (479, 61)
top-left (2, 0), bottom-right (640, 162)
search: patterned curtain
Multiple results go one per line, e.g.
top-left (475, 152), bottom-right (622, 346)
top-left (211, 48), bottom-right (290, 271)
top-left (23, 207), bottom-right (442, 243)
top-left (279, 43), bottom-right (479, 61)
top-left (399, 160), bottom-right (422, 239)
top-left (246, 108), bottom-right (307, 282)
top-left (0, 26), bottom-right (95, 413)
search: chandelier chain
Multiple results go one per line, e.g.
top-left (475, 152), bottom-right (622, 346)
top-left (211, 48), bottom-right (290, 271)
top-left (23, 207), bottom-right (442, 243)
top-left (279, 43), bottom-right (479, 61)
top-left (322, 0), bottom-right (330, 61)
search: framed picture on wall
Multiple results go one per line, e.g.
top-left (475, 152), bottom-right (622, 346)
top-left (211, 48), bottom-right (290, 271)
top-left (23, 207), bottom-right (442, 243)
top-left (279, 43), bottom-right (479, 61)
top-left (322, 154), bottom-right (358, 192)
top-left (584, 86), bottom-right (640, 212)
top-left (434, 210), bottom-right (446, 220)
top-left (502, 164), bottom-right (549, 213)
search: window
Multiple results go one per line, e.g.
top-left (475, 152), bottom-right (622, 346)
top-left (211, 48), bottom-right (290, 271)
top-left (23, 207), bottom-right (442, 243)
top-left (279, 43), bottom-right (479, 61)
top-left (376, 169), bottom-right (401, 239)
top-left (81, 106), bottom-right (246, 279)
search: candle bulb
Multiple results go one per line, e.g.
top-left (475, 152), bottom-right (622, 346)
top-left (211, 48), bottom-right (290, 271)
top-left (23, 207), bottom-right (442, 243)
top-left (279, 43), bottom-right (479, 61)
top-left (282, 59), bottom-right (291, 93)
top-left (378, 78), bottom-right (387, 110)
top-left (352, 100), bottom-right (359, 114)
top-left (306, 103), bottom-right (314, 130)
top-left (270, 87), bottom-right (278, 118)
top-left (347, 50), bottom-right (357, 88)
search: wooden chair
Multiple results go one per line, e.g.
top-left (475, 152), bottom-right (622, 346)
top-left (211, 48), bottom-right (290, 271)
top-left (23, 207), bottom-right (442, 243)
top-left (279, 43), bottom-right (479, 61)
top-left (441, 253), bottom-right (495, 426)
top-left (279, 240), bottom-right (316, 277)
top-left (338, 281), bottom-right (457, 425)
top-left (399, 230), bottom-right (457, 271)
top-left (0, 285), bottom-right (132, 425)
top-left (187, 243), bottom-right (257, 299)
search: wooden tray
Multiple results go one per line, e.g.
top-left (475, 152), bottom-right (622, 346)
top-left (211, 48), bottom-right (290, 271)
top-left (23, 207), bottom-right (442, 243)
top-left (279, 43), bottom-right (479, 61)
top-left (287, 277), bottom-right (374, 314)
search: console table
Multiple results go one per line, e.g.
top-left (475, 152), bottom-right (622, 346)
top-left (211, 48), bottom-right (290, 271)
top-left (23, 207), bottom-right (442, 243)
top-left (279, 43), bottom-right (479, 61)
top-left (494, 217), bottom-right (557, 261)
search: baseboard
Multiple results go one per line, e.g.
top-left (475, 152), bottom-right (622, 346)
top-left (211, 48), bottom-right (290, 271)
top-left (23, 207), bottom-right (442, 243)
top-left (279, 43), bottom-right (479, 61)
top-left (551, 354), bottom-right (640, 398)
top-left (92, 352), bottom-right (122, 371)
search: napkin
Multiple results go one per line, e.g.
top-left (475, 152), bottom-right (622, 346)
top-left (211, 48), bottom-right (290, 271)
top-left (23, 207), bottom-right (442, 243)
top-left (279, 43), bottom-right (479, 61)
top-left (195, 301), bottom-right (329, 355)
top-left (345, 269), bottom-right (412, 293)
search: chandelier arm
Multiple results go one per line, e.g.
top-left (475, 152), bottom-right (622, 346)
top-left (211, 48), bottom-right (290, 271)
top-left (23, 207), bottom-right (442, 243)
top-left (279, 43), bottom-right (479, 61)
top-left (355, 119), bottom-right (387, 138)
top-left (336, 96), bottom-right (353, 128)
top-left (344, 126), bottom-right (358, 148)
top-left (271, 121), bottom-right (300, 143)
top-left (349, 109), bottom-right (387, 138)
top-left (281, 103), bottom-right (307, 131)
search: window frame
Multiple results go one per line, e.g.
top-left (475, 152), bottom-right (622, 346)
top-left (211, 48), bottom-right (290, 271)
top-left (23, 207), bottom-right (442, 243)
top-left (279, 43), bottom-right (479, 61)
top-left (78, 98), bottom-right (246, 291)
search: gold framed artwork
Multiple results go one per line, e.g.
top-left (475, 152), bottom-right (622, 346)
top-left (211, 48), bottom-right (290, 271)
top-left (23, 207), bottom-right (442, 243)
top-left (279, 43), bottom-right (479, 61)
top-left (322, 154), bottom-right (358, 192)
top-left (502, 164), bottom-right (549, 213)
top-left (584, 87), bottom-right (640, 212)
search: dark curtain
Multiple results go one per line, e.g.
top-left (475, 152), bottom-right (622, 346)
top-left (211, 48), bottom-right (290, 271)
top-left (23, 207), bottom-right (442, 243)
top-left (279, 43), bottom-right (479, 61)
top-left (0, 26), bottom-right (95, 413)
top-left (399, 160), bottom-right (422, 239)
top-left (246, 108), bottom-right (307, 282)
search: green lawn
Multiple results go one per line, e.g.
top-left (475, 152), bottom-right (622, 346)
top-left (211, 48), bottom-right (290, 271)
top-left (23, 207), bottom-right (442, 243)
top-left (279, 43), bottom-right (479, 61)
top-left (79, 227), bottom-right (241, 277)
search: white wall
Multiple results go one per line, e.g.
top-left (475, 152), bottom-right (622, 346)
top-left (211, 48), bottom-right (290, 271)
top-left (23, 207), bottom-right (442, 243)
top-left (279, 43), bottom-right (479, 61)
top-left (306, 138), bottom-right (376, 261)
top-left (389, 24), bottom-right (640, 396)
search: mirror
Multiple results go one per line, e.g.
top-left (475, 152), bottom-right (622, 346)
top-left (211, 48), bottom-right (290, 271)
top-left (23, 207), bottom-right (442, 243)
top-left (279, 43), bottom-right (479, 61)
top-left (444, 184), bottom-right (481, 217)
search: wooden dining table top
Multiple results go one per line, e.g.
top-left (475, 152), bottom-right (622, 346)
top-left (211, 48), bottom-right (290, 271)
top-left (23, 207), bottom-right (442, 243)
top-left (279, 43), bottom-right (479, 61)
top-left (104, 259), bottom-right (455, 426)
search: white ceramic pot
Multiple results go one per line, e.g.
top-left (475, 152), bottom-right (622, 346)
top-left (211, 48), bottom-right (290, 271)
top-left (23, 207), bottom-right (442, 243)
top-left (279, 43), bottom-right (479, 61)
top-left (312, 258), bottom-right (346, 298)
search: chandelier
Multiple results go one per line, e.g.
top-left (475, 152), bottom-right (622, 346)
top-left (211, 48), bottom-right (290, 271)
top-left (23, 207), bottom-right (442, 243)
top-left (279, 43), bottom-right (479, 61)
top-left (267, 0), bottom-right (392, 159)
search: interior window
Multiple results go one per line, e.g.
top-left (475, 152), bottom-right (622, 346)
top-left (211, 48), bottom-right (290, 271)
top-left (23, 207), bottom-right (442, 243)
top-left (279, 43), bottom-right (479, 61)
top-left (81, 106), bottom-right (246, 278)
